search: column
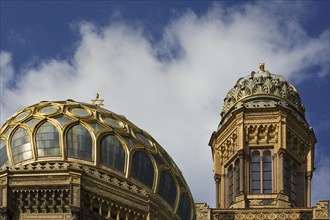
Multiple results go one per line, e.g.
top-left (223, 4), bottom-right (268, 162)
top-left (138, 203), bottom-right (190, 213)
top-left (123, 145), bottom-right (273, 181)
top-left (278, 150), bottom-right (285, 193)
top-left (306, 172), bottom-right (312, 207)
top-left (214, 175), bottom-right (220, 209)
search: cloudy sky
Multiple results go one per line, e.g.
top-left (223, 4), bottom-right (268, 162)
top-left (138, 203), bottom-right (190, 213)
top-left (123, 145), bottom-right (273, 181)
top-left (1, 1), bottom-right (329, 207)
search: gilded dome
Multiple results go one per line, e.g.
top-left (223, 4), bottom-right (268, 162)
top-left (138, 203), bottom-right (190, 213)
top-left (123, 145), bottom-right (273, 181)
top-left (0, 100), bottom-right (194, 220)
top-left (219, 64), bottom-right (307, 127)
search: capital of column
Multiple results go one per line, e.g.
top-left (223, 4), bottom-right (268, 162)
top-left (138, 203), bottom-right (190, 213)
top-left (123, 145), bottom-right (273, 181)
top-left (214, 174), bottom-right (221, 182)
top-left (278, 148), bottom-right (286, 157)
top-left (306, 171), bottom-right (313, 179)
top-left (238, 149), bottom-right (245, 159)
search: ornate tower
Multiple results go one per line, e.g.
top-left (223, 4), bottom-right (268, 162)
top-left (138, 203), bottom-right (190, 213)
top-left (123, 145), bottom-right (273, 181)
top-left (209, 64), bottom-right (316, 209)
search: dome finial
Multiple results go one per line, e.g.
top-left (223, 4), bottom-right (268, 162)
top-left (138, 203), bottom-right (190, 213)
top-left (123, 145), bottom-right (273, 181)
top-left (91, 93), bottom-right (104, 106)
top-left (259, 63), bottom-right (265, 72)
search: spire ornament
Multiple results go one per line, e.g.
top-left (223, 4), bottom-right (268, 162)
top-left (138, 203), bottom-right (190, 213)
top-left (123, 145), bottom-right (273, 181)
top-left (258, 63), bottom-right (265, 72)
top-left (91, 93), bottom-right (104, 106)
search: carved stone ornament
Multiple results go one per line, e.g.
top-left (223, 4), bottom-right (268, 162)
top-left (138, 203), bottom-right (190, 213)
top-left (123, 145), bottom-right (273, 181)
top-left (220, 67), bottom-right (305, 119)
top-left (196, 203), bottom-right (210, 220)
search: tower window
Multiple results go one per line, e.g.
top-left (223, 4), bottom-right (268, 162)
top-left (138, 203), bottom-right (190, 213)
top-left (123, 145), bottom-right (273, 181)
top-left (251, 151), bottom-right (261, 194)
top-left (227, 158), bottom-right (240, 205)
top-left (291, 163), bottom-right (297, 203)
top-left (251, 150), bottom-right (272, 194)
top-left (284, 156), bottom-right (299, 205)
top-left (284, 158), bottom-right (290, 195)
top-left (235, 159), bottom-right (240, 195)
top-left (263, 151), bottom-right (272, 193)
top-left (228, 165), bottom-right (234, 204)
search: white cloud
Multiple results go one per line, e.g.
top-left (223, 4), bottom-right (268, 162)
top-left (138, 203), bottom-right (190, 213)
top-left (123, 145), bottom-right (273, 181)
top-left (0, 2), bottom-right (329, 206)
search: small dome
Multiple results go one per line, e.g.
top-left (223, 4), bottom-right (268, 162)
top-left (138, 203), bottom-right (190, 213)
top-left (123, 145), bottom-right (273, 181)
top-left (219, 64), bottom-right (307, 128)
top-left (0, 100), bottom-right (195, 220)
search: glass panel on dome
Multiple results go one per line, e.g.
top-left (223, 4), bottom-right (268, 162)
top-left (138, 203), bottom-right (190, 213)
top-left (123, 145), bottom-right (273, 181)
top-left (100, 134), bottom-right (125, 172)
top-left (0, 139), bottom-right (9, 166)
top-left (15, 110), bottom-right (31, 121)
top-left (158, 170), bottom-right (177, 207)
top-left (131, 151), bottom-right (154, 188)
top-left (26, 118), bottom-right (40, 128)
top-left (89, 122), bottom-right (105, 133)
top-left (10, 128), bottom-right (32, 163)
top-left (152, 154), bottom-right (164, 166)
top-left (135, 133), bottom-right (152, 147)
top-left (36, 122), bottom-right (60, 157)
top-left (70, 108), bottom-right (90, 117)
top-left (103, 117), bottom-right (124, 129)
top-left (160, 149), bottom-right (174, 168)
top-left (39, 106), bottom-right (58, 115)
top-left (55, 116), bottom-right (72, 127)
top-left (120, 135), bottom-right (137, 148)
top-left (66, 124), bottom-right (92, 161)
top-left (177, 193), bottom-right (191, 220)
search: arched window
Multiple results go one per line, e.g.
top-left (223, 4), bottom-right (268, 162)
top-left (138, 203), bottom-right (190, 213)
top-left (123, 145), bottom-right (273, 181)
top-left (0, 139), bottom-right (8, 166)
top-left (10, 128), bottom-right (32, 163)
top-left (36, 122), bottom-right (60, 157)
top-left (251, 150), bottom-right (272, 194)
top-left (131, 151), bottom-right (154, 188)
top-left (251, 151), bottom-right (261, 194)
top-left (263, 151), bottom-right (272, 193)
top-left (228, 165), bottom-right (234, 204)
top-left (158, 170), bottom-right (177, 208)
top-left (177, 193), bottom-right (191, 220)
top-left (100, 134), bottom-right (125, 172)
top-left (66, 124), bottom-right (92, 161)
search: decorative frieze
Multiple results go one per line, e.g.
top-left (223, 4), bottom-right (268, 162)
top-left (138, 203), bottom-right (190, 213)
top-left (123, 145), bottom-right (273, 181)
top-left (12, 189), bottom-right (70, 215)
top-left (286, 130), bottom-right (308, 162)
top-left (216, 130), bottom-right (238, 165)
top-left (245, 124), bottom-right (278, 145)
top-left (212, 211), bottom-right (312, 220)
top-left (196, 203), bottom-right (210, 220)
top-left (81, 190), bottom-right (146, 220)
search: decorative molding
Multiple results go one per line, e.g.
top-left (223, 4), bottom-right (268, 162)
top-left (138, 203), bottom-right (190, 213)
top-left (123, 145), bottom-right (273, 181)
top-left (1, 162), bottom-right (150, 197)
top-left (313, 201), bottom-right (329, 219)
top-left (196, 203), bottom-right (210, 220)
top-left (245, 124), bottom-right (278, 145)
top-left (211, 211), bottom-right (312, 220)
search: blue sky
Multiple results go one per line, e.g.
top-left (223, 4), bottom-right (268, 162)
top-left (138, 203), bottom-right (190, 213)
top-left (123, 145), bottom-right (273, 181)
top-left (1, 1), bottom-right (329, 207)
